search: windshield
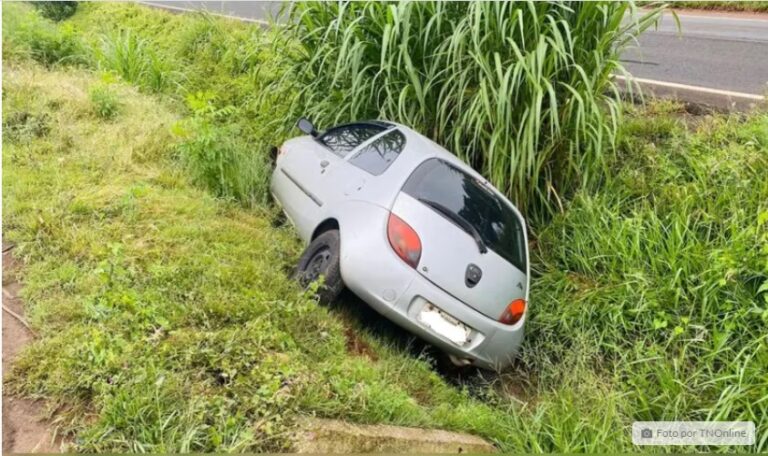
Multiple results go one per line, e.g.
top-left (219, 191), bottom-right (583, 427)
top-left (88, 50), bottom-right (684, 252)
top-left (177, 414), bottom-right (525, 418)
top-left (402, 158), bottom-right (527, 271)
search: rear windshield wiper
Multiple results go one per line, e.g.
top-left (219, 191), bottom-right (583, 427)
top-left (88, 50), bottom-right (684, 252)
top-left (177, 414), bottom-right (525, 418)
top-left (417, 198), bottom-right (488, 254)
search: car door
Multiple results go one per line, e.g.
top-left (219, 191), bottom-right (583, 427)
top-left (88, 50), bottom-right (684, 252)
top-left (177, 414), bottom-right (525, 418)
top-left (277, 123), bottom-right (387, 238)
top-left (336, 128), bottom-right (408, 203)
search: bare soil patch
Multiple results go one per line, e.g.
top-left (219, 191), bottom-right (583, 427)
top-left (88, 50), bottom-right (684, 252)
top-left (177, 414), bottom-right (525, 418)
top-left (344, 326), bottom-right (379, 361)
top-left (2, 243), bottom-right (63, 453)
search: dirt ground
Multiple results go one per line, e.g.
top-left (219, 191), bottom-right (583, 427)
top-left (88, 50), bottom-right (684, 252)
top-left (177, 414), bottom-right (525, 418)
top-left (2, 243), bottom-right (62, 453)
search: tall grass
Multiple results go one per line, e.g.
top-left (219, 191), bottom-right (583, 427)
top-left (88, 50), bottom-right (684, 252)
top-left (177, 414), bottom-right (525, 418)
top-left (32, 1), bottom-right (78, 22)
top-left (530, 106), bottom-right (768, 446)
top-left (278, 1), bottom-right (662, 215)
top-left (98, 30), bottom-right (175, 92)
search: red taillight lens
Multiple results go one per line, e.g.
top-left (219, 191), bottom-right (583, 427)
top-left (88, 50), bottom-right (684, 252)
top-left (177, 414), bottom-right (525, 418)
top-left (499, 299), bottom-right (526, 325)
top-left (387, 213), bottom-right (421, 268)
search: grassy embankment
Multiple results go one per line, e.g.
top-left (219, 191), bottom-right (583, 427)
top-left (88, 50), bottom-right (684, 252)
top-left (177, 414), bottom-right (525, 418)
top-left (3, 2), bottom-right (768, 453)
top-left (666, 1), bottom-right (768, 12)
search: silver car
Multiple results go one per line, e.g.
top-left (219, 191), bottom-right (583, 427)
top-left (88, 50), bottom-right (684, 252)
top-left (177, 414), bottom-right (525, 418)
top-left (270, 118), bottom-right (529, 369)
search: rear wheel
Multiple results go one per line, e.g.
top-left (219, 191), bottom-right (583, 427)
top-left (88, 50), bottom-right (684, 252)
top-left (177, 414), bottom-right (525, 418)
top-left (295, 230), bottom-right (344, 303)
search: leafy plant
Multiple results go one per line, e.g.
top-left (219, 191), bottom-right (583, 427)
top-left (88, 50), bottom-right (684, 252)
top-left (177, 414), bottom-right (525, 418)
top-left (89, 83), bottom-right (121, 120)
top-left (173, 91), bottom-right (271, 207)
top-left (2, 111), bottom-right (51, 143)
top-left (277, 1), bottom-right (662, 215)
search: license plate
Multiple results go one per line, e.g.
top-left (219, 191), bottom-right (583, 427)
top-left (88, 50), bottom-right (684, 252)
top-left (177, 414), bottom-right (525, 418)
top-left (417, 303), bottom-right (471, 346)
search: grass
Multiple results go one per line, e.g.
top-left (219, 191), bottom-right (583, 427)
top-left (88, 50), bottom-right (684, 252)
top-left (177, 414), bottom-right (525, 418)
top-left (96, 29), bottom-right (173, 93)
top-left (2, 61), bottom-right (509, 452)
top-left (663, 1), bottom-right (768, 12)
top-left (3, 1), bottom-right (289, 208)
top-left (278, 1), bottom-right (663, 216)
top-left (3, 2), bottom-right (768, 453)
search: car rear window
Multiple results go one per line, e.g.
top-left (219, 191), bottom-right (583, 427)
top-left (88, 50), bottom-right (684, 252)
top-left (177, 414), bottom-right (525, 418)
top-left (348, 129), bottom-right (405, 175)
top-left (402, 158), bottom-right (527, 271)
top-left (318, 123), bottom-right (387, 157)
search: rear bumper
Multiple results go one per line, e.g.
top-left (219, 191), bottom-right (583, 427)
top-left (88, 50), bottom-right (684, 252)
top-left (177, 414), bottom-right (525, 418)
top-left (338, 206), bottom-right (525, 369)
top-left (362, 267), bottom-right (524, 370)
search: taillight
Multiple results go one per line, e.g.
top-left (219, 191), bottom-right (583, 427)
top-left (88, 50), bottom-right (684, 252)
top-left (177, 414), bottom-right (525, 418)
top-left (499, 299), bottom-right (526, 325)
top-left (387, 213), bottom-right (421, 268)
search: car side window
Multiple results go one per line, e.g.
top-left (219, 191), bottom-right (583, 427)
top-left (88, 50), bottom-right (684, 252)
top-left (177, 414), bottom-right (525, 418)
top-left (348, 129), bottom-right (406, 175)
top-left (319, 124), bottom-right (386, 157)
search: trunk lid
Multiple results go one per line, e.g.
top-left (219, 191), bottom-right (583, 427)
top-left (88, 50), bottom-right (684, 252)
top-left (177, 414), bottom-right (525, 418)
top-left (391, 158), bottom-right (528, 321)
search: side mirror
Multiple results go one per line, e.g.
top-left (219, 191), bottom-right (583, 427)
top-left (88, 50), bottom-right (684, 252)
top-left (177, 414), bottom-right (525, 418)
top-left (297, 117), bottom-right (318, 137)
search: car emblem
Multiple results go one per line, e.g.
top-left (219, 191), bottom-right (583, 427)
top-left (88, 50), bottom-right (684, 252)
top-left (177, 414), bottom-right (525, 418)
top-left (465, 264), bottom-right (482, 288)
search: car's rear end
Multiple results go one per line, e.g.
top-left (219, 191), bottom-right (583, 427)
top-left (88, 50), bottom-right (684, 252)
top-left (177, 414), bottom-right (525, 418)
top-left (342, 150), bottom-right (530, 369)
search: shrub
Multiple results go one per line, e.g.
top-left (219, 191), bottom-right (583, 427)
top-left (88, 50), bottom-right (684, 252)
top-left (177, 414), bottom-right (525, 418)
top-left (32, 1), bottom-right (78, 21)
top-left (173, 92), bottom-right (272, 207)
top-left (89, 84), bottom-right (121, 120)
top-left (4, 6), bottom-right (85, 67)
top-left (278, 1), bottom-right (662, 215)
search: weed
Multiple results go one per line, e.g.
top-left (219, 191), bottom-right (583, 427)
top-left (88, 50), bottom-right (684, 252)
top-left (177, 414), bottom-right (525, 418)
top-left (98, 30), bottom-right (174, 92)
top-left (3, 111), bottom-right (51, 143)
top-left (2, 6), bottom-right (85, 67)
top-left (89, 84), bottom-right (121, 120)
top-left (173, 92), bottom-right (272, 207)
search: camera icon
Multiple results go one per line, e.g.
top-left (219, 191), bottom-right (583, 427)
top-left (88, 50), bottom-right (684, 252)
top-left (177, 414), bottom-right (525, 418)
top-left (641, 428), bottom-right (653, 439)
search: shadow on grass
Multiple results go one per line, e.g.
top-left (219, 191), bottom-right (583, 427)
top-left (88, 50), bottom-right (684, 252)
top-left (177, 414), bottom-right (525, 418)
top-left (326, 288), bottom-right (512, 392)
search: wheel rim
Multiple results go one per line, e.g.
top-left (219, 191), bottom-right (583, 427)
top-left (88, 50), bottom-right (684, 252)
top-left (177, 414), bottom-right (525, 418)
top-left (301, 246), bottom-right (331, 286)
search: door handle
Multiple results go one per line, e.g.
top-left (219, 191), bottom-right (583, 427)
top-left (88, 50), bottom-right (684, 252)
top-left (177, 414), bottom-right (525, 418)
top-left (320, 160), bottom-right (330, 168)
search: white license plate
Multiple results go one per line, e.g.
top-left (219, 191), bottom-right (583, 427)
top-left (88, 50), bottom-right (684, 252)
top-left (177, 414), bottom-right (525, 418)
top-left (417, 303), bottom-right (471, 346)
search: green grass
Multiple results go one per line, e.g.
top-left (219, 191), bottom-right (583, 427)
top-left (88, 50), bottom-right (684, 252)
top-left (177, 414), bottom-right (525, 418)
top-left (664, 1), bottom-right (768, 12)
top-left (3, 2), bottom-right (768, 453)
top-left (1, 61), bottom-right (511, 452)
top-left (3, 1), bottom-right (290, 208)
top-left (277, 2), bottom-right (663, 216)
top-left (89, 80), bottom-right (122, 120)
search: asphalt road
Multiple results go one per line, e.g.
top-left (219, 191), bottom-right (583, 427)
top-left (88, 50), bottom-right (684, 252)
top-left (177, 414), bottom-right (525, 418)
top-left (145, 2), bottom-right (768, 98)
top-left (622, 11), bottom-right (768, 95)
top-left (143, 1), bottom-right (284, 22)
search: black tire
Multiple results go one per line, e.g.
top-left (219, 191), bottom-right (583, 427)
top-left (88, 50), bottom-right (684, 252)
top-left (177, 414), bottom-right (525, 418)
top-left (295, 230), bottom-right (344, 303)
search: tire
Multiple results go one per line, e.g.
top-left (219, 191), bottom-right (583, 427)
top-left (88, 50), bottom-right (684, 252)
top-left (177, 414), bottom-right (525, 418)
top-left (295, 229), bottom-right (344, 303)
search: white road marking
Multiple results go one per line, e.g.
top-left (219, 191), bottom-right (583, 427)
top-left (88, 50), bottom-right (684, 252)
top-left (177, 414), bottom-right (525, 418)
top-left (671, 11), bottom-right (768, 23)
top-left (614, 75), bottom-right (766, 101)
